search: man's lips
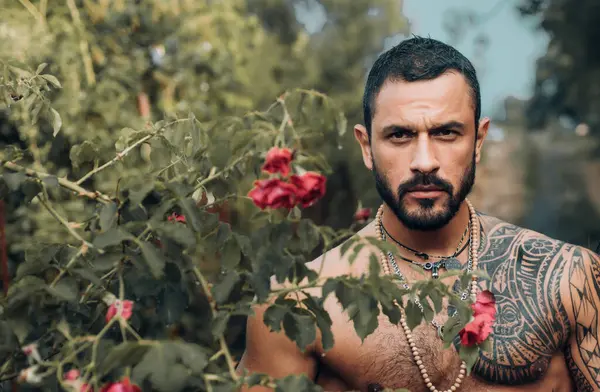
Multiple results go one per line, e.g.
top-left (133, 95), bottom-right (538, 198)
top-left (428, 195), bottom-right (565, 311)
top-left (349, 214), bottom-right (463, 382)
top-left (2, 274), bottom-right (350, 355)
top-left (406, 186), bottom-right (446, 198)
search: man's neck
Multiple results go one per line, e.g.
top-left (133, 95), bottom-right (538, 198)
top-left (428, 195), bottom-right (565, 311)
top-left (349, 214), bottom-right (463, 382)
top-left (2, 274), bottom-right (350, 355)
top-left (381, 201), bottom-right (471, 256)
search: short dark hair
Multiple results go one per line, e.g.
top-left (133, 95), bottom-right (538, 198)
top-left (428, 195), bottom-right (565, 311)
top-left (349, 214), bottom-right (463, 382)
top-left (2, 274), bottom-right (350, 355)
top-left (362, 36), bottom-right (481, 137)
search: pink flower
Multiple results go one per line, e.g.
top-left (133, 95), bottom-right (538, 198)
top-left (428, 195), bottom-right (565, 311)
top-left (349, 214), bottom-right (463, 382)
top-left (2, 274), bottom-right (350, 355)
top-left (65, 369), bottom-right (80, 381)
top-left (105, 299), bottom-right (134, 323)
top-left (100, 377), bottom-right (141, 392)
top-left (459, 290), bottom-right (497, 347)
top-left (262, 147), bottom-right (293, 176)
top-left (167, 213), bottom-right (186, 223)
top-left (354, 207), bottom-right (372, 223)
top-left (471, 290), bottom-right (496, 318)
top-left (459, 312), bottom-right (495, 346)
top-left (290, 172), bottom-right (327, 208)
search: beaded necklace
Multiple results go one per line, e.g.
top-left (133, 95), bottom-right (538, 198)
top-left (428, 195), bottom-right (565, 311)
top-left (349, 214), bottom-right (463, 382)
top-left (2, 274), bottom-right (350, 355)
top-left (374, 199), bottom-right (481, 392)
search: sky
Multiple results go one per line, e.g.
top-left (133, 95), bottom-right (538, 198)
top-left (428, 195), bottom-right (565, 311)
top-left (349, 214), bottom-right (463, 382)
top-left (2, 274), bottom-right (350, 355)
top-left (401, 0), bottom-right (549, 117)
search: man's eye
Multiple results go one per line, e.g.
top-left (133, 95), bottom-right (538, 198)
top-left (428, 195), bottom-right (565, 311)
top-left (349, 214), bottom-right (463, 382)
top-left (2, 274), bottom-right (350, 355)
top-left (433, 129), bottom-right (457, 138)
top-left (390, 131), bottom-right (412, 139)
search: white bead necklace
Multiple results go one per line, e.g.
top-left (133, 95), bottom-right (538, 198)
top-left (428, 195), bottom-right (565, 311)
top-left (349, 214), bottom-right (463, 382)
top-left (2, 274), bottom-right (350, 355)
top-left (374, 199), bottom-right (481, 392)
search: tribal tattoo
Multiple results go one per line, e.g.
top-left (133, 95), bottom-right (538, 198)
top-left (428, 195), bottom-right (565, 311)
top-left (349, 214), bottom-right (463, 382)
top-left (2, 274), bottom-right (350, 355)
top-left (565, 244), bottom-right (600, 391)
top-left (469, 217), bottom-right (572, 385)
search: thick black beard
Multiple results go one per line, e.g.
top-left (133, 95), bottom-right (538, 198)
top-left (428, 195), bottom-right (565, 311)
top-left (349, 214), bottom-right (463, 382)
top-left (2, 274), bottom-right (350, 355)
top-left (373, 155), bottom-right (476, 231)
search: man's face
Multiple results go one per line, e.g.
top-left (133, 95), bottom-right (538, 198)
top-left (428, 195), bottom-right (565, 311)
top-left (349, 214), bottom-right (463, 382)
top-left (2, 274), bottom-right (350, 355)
top-left (355, 72), bottom-right (489, 231)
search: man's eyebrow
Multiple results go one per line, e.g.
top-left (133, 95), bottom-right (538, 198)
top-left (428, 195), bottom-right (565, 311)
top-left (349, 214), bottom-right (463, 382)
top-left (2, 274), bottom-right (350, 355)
top-left (380, 121), bottom-right (466, 134)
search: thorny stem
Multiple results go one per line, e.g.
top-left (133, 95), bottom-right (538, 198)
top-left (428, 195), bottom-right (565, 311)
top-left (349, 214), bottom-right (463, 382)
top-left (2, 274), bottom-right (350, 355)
top-left (50, 246), bottom-right (85, 287)
top-left (76, 119), bottom-right (188, 185)
top-left (3, 161), bottom-right (112, 204)
top-left (37, 197), bottom-right (94, 249)
top-left (191, 153), bottom-right (252, 194)
top-left (192, 266), bottom-right (239, 382)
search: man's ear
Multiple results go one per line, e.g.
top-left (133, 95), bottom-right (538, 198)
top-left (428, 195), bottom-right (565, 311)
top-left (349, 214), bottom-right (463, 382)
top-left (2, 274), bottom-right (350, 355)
top-left (354, 124), bottom-right (373, 170)
top-left (475, 117), bottom-right (490, 164)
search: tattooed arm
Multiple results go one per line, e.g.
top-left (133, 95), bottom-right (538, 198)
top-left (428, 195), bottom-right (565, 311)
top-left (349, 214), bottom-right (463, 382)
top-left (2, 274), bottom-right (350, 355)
top-left (563, 246), bottom-right (600, 391)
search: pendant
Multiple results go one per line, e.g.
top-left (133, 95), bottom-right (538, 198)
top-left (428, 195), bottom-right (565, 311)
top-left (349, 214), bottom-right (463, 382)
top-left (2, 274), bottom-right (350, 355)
top-left (441, 257), bottom-right (462, 271)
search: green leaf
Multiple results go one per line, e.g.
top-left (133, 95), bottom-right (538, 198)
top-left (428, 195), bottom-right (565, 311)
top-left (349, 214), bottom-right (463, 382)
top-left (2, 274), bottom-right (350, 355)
top-left (41, 74), bottom-right (62, 88)
top-left (244, 373), bottom-right (270, 388)
top-left (302, 295), bottom-right (334, 351)
top-left (3, 172), bottom-right (26, 191)
top-left (212, 270), bottom-right (240, 304)
top-left (179, 198), bottom-right (219, 234)
top-left (91, 253), bottom-right (121, 272)
top-left (212, 312), bottom-right (230, 337)
top-left (479, 336), bottom-right (493, 354)
top-left (21, 180), bottom-right (42, 203)
top-left (45, 278), bottom-right (78, 302)
top-left (275, 374), bottom-right (323, 392)
top-left (368, 253), bottom-right (381, 277)
top-left (35, 63), bottom-right (47, 74)
top-left (348, 243), bottom-right (365, 265)
top-left (429, 289), bottom-right (444, 314)
top-left (42, 175), bottom-right (59, 188)
top-left (297, 219), bottom-right (320, 253)
top-left (459, 343), bottom-right (480, 375)
top-left (404, 299), bottom-right (423, 330)
top-left (71, 267), bottom-right (103, 286)
top-left (155, 222), bottom-right (196, 249)
top-left (221, 238), bottom-right (241, 269)
top-left (170, 342), bottom-right (208, 373)
top-left (282, 309), bottom-right (316, 352)
top-left (419, 298), bottom-right (434, 323)
top-left (263, 304), bottom-right (288, 333)
top-left (93, 228), bottom-right (133, 248)
top-left (138, 241), bottom-right (166, 279)
top-left (99, 342), bottom-right (151, 377)
top-left (442, 317), bottom-right (464, 348)
top-left (340, 237), bottom-right (356, 257)
top-left (131, 345), bottom-right (185, 392)
top-left (50, 107), bottom-right (62, 136)
top-left (99, 202), bottom-right (118, 232)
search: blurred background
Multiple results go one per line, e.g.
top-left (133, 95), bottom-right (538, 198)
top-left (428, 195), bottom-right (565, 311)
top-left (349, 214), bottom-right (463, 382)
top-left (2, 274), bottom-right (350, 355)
top-left (1, 0), bottom-right (600, 264)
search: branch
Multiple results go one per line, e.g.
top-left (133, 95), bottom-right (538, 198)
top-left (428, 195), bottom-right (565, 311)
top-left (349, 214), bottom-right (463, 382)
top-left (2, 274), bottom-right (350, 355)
top-left (3, 161), bottom-right (112, 204)
top-left (17, 0), bottom-right (46, 26)
top-left (76, 119), bottom-right (188, 185)
top-left (66, 0), bottom-right (95, 86)
top-left (190, 153), bottom-right (252, 195)
top-left (38, 197), bottom-right (93, 249)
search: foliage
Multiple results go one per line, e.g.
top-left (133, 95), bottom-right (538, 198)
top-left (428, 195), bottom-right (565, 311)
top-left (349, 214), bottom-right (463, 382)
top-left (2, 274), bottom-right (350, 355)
top-left (0, 61), bottom-right (493, 392)
top-left (517, 0), bottom-right (600, 138)
top-left (0, 2), bottom-right (491, 391)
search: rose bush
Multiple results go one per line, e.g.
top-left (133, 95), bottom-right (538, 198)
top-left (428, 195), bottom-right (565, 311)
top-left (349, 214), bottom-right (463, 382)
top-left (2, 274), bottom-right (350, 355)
top-left (0, 62), bottom-right (494, 392)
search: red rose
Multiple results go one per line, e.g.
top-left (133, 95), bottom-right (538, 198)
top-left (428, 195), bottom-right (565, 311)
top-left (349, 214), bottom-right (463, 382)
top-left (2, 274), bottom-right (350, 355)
top-left (472, 290), bottom-right (496, 318)
top-left (100, 377), bottom-right (141, 392)
top-left (105, 299), bottom-right (134, 323)
top-left (290, 172), bottom-right (326, 208)
top-left (248, 178), bottom-right (297, 210)
top-left (459, 312), bottom-right (495, 346)
top-left (262, 147), bottom-right (293, 177)
top-left (354, 207), bottom-right (371, 222)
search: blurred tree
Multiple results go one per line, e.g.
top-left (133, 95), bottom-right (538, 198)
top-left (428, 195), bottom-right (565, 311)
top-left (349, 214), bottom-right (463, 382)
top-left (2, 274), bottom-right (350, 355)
top-left (517, 0), bottom-right (600, 139)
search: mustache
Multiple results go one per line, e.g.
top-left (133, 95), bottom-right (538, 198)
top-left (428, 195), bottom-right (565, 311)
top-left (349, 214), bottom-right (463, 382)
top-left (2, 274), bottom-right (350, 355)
top-left (397, 173), bottom-right (453, 197)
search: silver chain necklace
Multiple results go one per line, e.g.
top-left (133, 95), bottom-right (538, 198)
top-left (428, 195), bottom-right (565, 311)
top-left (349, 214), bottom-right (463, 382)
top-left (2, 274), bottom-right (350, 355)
top-left (381, 229), bottom-right (472, 338)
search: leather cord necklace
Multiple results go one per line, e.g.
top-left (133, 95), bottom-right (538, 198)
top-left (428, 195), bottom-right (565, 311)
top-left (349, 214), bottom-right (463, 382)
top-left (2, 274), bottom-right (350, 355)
top-left (381, 224), bottom-right (469, 278)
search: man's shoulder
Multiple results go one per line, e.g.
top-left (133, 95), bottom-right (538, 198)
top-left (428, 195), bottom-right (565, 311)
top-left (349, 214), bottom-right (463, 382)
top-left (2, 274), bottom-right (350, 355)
top-left (479, 212), bottom-right (596, 262)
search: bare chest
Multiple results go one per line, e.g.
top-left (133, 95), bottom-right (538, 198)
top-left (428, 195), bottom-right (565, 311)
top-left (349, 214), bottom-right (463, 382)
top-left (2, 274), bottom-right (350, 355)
top-left (320, 312), bottom-right (570, 392)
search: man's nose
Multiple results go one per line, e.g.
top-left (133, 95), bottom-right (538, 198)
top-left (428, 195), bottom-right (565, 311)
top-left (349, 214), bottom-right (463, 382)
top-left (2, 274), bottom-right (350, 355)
top-left (409, 134), bottom-right (440, 174)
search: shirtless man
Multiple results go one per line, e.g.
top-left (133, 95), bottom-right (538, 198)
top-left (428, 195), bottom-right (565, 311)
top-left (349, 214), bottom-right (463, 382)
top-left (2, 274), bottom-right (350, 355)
top-left (237, 36), bottom-right (600, 391)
